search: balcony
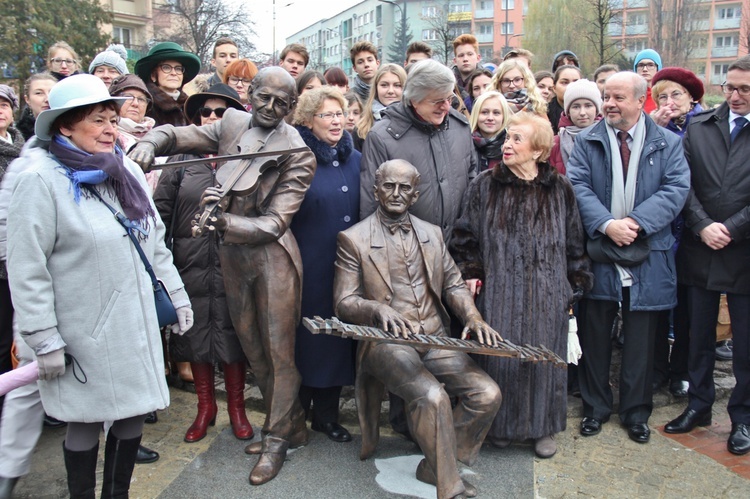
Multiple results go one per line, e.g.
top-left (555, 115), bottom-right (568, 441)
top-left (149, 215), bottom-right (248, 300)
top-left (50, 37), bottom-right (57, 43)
top-left (689, 19), bottom-right (710, 31)
top-left (447, 12), bottom-right (472, 22)
top-left (712, 46), bottom-right (739, 58)
top-left (475, 8), bottom-right (494, 19)
top-left (714, 18), bottom-right (740, 30)
top-left (476, 33), bottom-right (493, 43)
top-left (626, 25), bottom-right (648, 36)
top-left (690, 47), bottom-right (708, 59)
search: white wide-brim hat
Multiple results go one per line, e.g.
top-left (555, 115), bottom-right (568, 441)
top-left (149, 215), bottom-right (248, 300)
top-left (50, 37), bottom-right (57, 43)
top-left (35, 74), bottom-right (130, 141)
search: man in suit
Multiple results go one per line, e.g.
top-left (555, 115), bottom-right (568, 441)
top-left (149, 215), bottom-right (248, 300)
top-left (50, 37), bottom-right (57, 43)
top-left (333, 160), bottom-right (501, 499)
top-left (129, 67), bottom-right (315, 485)
top-left (567, 72), bottom-right (690, 444)
top-left (665, 55), bottom-right (750, 456)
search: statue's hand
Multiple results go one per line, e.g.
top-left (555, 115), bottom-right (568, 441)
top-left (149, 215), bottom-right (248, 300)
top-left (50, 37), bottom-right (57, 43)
top-left (127, 142), bottom-right (156, 172)
top-left (461, 318), bottom-right (502, 346)
top-left (373, 305), bottom-right (416, 339)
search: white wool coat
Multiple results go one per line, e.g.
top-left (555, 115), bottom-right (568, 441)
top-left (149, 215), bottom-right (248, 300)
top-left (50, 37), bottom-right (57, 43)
top-left (5, 140), bottom-right (189, 422)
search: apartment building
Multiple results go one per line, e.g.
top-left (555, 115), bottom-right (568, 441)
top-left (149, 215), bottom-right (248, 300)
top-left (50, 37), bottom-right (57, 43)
top-left (100, 0), bottom-right (156, 60)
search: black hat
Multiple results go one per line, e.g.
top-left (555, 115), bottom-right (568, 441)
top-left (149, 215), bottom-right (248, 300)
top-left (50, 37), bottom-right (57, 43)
top-left (184, 84), bottom-right (246, 124)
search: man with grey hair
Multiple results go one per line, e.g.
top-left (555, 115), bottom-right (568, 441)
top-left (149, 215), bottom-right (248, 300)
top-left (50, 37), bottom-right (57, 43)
top-left (567, 72), bottom-right (690, 444)
top-left (360, 59), bottom-right (478, 243)
top-left (335, 159), bottom-right (501, 499)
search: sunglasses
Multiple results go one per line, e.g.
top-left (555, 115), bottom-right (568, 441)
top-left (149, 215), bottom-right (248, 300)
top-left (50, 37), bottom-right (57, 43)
top-left (199, 107), bottom-right (227, 118)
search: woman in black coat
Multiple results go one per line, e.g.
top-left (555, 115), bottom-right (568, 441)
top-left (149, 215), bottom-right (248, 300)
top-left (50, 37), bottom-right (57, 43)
top-left (291, 87), bottom-right (361, 442)
top-left (153, 85), bottom-right (253, 444)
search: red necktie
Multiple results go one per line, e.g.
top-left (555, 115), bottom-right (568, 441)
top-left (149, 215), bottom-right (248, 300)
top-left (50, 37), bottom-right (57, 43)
top-left (618, 131), bottom-right (631, 183)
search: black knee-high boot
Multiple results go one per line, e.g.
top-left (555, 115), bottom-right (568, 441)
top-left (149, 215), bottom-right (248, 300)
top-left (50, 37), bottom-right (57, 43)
top-left (101, 432), bottom-right (141, 498)
top-left (63, 440), bottom-right (99, 499)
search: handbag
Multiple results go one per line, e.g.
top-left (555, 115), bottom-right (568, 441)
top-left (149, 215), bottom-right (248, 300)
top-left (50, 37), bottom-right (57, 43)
top-left (586, 234), bottom-right (650, 267)
top-left (86, 187), bottom-right (179, 327)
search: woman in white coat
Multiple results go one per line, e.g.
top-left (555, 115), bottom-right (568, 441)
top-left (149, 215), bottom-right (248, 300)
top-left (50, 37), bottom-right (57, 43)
top-left (5, 74), bottom-right (193, 498)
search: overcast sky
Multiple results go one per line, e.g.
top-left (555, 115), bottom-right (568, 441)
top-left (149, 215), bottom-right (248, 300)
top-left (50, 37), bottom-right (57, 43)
top-left (251, 0), bottom-right (363, 55)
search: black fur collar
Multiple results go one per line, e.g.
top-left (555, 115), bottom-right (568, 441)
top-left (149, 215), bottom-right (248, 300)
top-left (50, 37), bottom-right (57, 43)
top-left (491, 160), bottom-right (557, 186)
top-left (295, 125), bottom-right (354, 165)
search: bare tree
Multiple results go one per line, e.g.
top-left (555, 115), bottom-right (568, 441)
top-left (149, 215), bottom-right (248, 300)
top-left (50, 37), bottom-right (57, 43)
top-left (154, 0), bottom-right (259, 70)
top-left (649, 0), bottom-right (702, 67)
top-left (740, 1), bottom-right (750, 54)
top-left (421, 5), bottom-right (454, 65)
top-left (576, 0), bottom-right (624, 67)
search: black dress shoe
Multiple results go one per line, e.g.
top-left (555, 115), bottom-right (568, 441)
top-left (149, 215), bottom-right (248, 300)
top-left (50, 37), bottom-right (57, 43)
top-left (716, 340), bottom-right (733, 361)
top-left (144, 411), bottom-right (158, 424)
top-left (43, 414), bottom-right (67, 428)
top-left (665, 409), bottom-right (711, 434)
top-left (728, 423), bottom-right (750, 455)
top-left (135, 445), bottom-right (160, 464)
top-left (311, 421), bottom-right (352, 443)
top-left (580, 416), bottom-right (608, 437)
top-left (627, 423), bottom-right (650, 443)
top-left (669, 380), bottom-right (689, 398)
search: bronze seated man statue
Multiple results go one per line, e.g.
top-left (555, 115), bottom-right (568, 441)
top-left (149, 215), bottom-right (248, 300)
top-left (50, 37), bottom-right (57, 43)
top-left (333, 160), bottom-right (502, 499)
top-left (129, 67), bottom-right (315, 486)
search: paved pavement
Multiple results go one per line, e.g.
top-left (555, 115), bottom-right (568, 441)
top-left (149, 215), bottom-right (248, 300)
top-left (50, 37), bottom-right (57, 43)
top-left (10, 355), bottom-right (749, 498)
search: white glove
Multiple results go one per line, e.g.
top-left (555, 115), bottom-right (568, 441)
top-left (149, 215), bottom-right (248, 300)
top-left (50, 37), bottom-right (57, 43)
top-left (37, 348), bottom-right (66, 380)
top-left (567, 316), bottom-right (582, 365)
top-left (170, 307), bottom-right (194, 336)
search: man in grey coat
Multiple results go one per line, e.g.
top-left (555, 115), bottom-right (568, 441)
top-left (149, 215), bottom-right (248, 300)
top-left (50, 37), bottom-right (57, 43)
top-left (360, 59), bottom-right (478, 243)
top-left (665, 55), bottom-right (750, 456)
top-left (567, 72), bottom-right (690, 444)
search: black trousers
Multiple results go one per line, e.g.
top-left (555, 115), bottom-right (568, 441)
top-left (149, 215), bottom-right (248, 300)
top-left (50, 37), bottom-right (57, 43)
top-left (653, 285), bottom-right (690, 383)
top-left (298, 385), bottom-right (342, 425)
top-left (579, 288), bottom-right (659, 425)
top-left (686, 287), bottom-right (750, 424)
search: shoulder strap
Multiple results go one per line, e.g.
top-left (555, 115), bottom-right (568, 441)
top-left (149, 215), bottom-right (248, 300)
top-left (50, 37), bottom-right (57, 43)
top-left (84, 186), bottom-right (161, 291)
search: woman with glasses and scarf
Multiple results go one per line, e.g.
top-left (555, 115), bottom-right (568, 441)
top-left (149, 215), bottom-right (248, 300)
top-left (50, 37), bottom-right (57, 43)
top-left (4, 74), bottom-right (192, 497)
top-left (46, 41), bottom-right (81, 81)
top-left (153, 84), bottom-right (253, 445)
top-left (491, 60), bottom-right (547, 119)
top-left (135, 42), bottom-right (201, 127)
top-left (290, 87), bottom-right (360, 443)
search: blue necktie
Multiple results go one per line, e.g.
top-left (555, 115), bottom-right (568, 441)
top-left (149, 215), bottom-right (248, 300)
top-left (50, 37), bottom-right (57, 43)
top-left (731, 116), bottom-right (748, 144)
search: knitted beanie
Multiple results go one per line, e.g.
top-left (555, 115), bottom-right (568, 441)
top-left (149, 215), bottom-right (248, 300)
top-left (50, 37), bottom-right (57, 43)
top-left (633, 49), bottom-right (662, 72)
top-left (89, 44), bottom-right (129, 75)
top-left (564, 79), bottom-right (602, 116)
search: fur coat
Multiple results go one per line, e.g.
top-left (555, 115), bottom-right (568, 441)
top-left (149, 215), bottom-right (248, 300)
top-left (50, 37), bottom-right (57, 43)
top-left (146, 81), bottom-right (188, 127)
top-left (451, 161), bottom-right (592, 440)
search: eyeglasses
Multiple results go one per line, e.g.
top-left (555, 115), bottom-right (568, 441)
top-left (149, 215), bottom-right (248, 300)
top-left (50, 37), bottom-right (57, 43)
top-left (657, 90), bottom-right (688, 103)
top-left (721, 83), bottom-right (750, 96)
top-left (199, 107), bottom-right (227, 118)
top-left (314, 111), bottom-right (347, 121)
top-left (50, 58), bottom-right (76, 67)
top-left (159, 64), bottom-right (186, 75)
top-left (426, 96), bottom-right (453, 107)
top-left (228, 76), bottom-right (253, 86)
top-left (500, 77), bottom-right (524, 88)
top-left (121, 93), bottom-right (151, 106)
top-left (636, 62), bottom-right (657, 70)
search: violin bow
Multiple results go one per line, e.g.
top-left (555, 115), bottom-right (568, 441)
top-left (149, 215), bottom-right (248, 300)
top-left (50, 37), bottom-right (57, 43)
top-left (149, 146), bottom-right (310, 170)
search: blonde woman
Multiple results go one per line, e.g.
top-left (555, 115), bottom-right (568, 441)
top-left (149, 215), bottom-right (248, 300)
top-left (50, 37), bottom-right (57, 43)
top-left (47, 41), bottom-right (81, 80)
top-left (353, 64), bottom-right (407, 151)
top-left (469, 91), bottom-right (513, 171)
top-left (491, 60), bottom-right (547, 117)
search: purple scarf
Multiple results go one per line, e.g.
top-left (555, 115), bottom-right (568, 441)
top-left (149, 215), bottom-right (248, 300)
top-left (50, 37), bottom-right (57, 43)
top-left (49, 135), bottom-right (155, 229)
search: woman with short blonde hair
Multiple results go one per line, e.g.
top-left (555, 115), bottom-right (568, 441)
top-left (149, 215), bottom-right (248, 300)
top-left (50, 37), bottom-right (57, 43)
top-left (491, 60), bottom-right (547, 116)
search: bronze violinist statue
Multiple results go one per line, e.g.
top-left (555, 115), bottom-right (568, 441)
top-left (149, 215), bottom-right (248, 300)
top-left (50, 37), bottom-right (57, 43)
top-left (333, 160), bottom-right (502, 499)
top-left (129, 67), bottom-right (315, 485)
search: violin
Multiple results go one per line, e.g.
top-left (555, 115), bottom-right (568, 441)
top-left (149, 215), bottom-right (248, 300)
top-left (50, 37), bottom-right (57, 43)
top-left (188, 127), bottom-right (309, 237)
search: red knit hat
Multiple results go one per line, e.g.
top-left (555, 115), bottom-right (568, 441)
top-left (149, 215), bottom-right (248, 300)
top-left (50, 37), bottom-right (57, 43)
top-left (651, 67), bottom-right (704, 101)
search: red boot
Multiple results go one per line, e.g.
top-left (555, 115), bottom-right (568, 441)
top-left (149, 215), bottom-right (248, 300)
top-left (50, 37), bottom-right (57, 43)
top-left (184, 363), bottom-right (218, 442)
top-left (224, 361), bottom-right (254, 440)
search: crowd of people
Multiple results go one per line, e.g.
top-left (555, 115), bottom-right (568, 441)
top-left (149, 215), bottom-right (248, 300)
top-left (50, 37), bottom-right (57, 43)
top-left (0, 30), bottom-right (748, 499)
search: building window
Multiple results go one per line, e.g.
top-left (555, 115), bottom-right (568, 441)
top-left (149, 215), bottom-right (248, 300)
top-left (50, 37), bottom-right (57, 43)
top-left (480, 46), bottom-right (494, 60)
top-left (422, 6), bottom-right (438, 17)
top-left (113, 27), bottom-right (132, 47)
top-left (715, 35), bottom-right (739, 47)
top-left (449, 4), bottom-right (470, 13)
top-left (479, 24), bottom-right (493, 35)
top-left (422, 29), bottom-right (438, 41)
top-left (630, 13), bottom-right (647, 26)
top-left (501, 22), bottom-right (514, 35)
top-left (502, 0), bottom-right (515, 9)
top-left (714, 64), bottom-right (729, 76)
top-left (480, 1), bottom-right (493, 9)
top-left (718, 7), bottom-right (741, 19)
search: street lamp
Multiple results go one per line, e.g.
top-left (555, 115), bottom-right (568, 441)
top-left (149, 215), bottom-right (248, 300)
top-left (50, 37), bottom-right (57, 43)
top-left (502, 34), bottom-right (524, 56)
top-left (378, 0), bottom-right (407, 58)
top-left (273, 0), bottom-right (294, 65)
